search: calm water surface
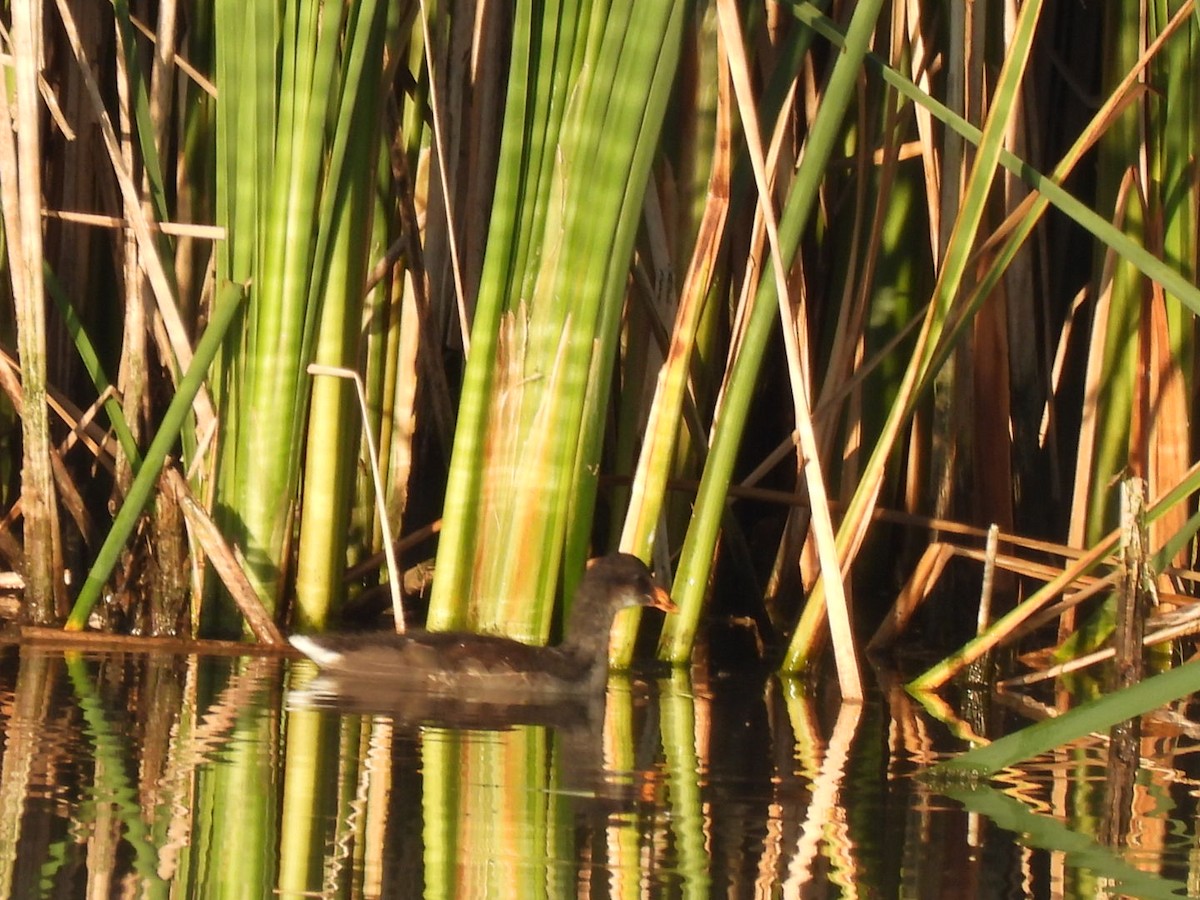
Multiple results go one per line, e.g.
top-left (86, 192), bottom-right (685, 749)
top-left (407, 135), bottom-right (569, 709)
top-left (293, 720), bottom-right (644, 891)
top-left (0, 642), bottom-right (1196, 898)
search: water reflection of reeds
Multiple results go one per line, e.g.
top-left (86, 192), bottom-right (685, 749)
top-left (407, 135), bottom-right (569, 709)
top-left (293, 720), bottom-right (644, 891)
top-left (2, 648), bottom-right (1200, 896)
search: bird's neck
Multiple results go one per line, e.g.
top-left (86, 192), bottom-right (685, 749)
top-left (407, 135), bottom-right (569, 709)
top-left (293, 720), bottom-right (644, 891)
top-left (560, 600), bottom-right (622, 677)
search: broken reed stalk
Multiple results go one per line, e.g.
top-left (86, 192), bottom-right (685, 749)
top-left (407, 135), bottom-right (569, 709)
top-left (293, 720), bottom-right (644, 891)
top-left (978, 524), bottom-right (1000, 636)
top-left (167, 469), bottom-right (285, 646)
top-left (907, 535), bottom-right (1123, 692)
top-left (867, 543), bottom-right (953, 651)
top-left (1001, 592), bottom-right (1200, 689)
top-left (1112, 477), bottom-right (1148, 691)
top-left (912, 457), bottom-right (1200, 691)
top-left (306, 364), bottom-right (404, 632)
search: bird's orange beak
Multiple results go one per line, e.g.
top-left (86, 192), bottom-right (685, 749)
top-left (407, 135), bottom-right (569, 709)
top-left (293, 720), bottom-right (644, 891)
top-left (650, 584), bottom-right (677, 614)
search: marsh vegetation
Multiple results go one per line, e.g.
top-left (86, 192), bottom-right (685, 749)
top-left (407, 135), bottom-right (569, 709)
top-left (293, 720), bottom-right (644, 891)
top-left (0, 1), bottom-right (1197, 735)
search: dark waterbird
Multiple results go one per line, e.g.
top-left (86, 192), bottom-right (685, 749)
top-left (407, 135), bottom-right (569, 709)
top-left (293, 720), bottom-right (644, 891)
top-left (289, 553), bottom-right (676, 702)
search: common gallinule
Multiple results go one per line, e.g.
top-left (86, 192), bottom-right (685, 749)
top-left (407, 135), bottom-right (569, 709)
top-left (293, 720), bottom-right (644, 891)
top-left (289, 553), bottom-right (675, 698)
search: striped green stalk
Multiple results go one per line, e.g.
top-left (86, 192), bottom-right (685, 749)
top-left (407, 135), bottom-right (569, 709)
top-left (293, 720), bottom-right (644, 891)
top-left (210, 0), bottom-right (394, 633)
top-left (429, 0), bottom-right (685, 644)
top-left (424, 0), bottom-right (549, 631)
top-left (277, 711), bottom-right (341, 895)
top-left (659, 0), bottom-right (886, 663)
top-left (229, 0), bottom-right (343, 615)
top-left (207, 0), bottom-right (275, 633)
top-left (560, 0), bottom-right (687, 593)
top-left (194, 665), bottom-right (278, 898)
top-left (291, 237), bottom-right (366, 631)
top-left (661, 671), bottom-right (711, 898)
top-left (293, 0), bottom-right (392, 630)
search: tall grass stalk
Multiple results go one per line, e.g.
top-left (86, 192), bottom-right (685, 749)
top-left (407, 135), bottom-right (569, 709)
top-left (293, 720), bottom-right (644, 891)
top-left (210, 0), bottom-right (395, 634)
top-left (2, 0), bottom-right (62, 621)
top-left (659, 0), bottom-right (885, 665)
top-left (4, 0), bottom-right (1200, 713)
top-left (1056, 1), bottom-right (1197, 656)
top-left (721, 0), bottom-right (860, 696)
top-left (291, 0), bottom-right (395, 630)
top-left (429, 0), bottom-right (685, 642)
top-left (782, 0), bottom-right (1043, 672)
top-left (608, 29), bottom-right (731, 664)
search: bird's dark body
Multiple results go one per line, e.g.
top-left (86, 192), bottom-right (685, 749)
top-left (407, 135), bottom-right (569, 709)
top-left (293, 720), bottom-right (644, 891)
top-left (289, 553), bottom-right (674, 701)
